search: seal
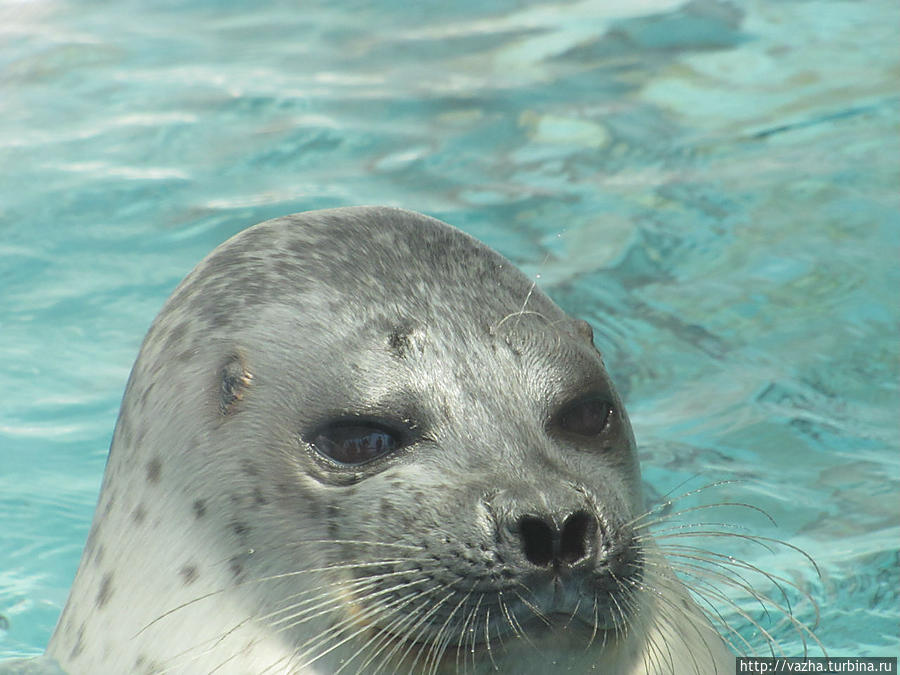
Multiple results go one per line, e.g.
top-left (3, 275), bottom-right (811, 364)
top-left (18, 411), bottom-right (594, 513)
top-left (33, 207), bottom-right (735, 673)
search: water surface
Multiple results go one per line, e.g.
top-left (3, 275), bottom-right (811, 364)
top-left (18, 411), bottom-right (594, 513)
top-left (1, 0), bottom-right (898, 661)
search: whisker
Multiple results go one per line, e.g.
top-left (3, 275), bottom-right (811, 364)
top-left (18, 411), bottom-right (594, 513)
top-left (654, 546), bottom-right (780, 617)
top-left (642, 555), bottom-right (767, 657)
top-left (255, 555), bottom-right (435, 585)
top-left (288, 577), bottom-right (432, 670)
top-left (512, 589), bottom-right (551, 627)
top-left (498, 591), bottom-right (524, 641)
top-left (466, 593), bottom-right (485, 674)
top-left (659, 545), bottom-right (824, 657)
top-left (134, 556), bottom-right (426, 637)
top-left (483, 605), bottom-right (499, 672)
top-left (658, 539), bottom-right (819, 607)
top-left (648, 527), bottom-right (821, 579)
top-left (287, 539), bottom-right (426, 551)
top-left (265, 569), bottom-right (417, 628)
top-left (388, 586), bottom-right (461, 675)
top-left (454, 599), bottom-right (479, 675)
top-left (422, 587), bottom-right (474, 675)
top-left (153, 616), bottom-right (254, 674)
top-left (632, 574), bottom-right (715, 675)
top-left (334, 582), bottom-right (445, 674)
top-left (628, 478), bottom-right (746, 529)
top-left (634, 501), bottom-right (777, 533)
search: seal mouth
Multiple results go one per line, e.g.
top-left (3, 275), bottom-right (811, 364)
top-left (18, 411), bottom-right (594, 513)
top-left (344, 539), bottom-right (644, 655)
top-left (513, 581), bottom-right (637, 637)
top-left (351, 571), bottom-right (640, 661)
top-left (360, 594), bottom-right (632, 674)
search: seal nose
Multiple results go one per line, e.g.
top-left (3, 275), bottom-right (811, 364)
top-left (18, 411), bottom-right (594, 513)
top-left (517, 510), bottom-right (597, 568)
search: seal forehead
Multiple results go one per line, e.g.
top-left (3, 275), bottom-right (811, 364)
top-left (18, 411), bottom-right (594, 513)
top-left (153, 206), bottom-right (560, 342)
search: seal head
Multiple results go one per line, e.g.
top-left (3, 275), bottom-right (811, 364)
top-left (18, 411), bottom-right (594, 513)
top-left (44, 207), bottom-right (730, 674)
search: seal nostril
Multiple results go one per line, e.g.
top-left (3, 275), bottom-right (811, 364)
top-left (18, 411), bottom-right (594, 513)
top-left (560, 510), bottom-right (595, 565)
top-left (517, 515), bottom-right (555, 567)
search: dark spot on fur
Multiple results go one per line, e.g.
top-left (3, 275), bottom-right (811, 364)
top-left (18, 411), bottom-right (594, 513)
top-left (163, 321), bottom-right (189, 352)
top-left (84, 525), bottom-right (99, 556)
top-left (240, 459), bottom-right (259, 476)
top-left (229, 556), bottom-right (243, 578)
top-left (252, 486), bottom-right (268, 506)
top-left (193, 499), bottom-right (207, 518)
top-left (70, 623), bottom-right (85, 658)
top-left (209, 307), bottom-right (236, 330)
top-left (220, 354), bottom-right (252, 415)
top-left (287, 239), bottom-right (306, 257)
top-left (207, 247), bottom-right (251, 275)
top-left (96, 572), bottom-right (114, 609)
top-left (180, 565), bottom-right (199, 585)
top-left (94, 544), bottom-right (105, 565)
top-left (132, 504), bottom-right (147, 524)
top-left (146, 458), bottom-right (162, 483)
top-left (232, 522), bottom-right (250, 539)
top-left (380, 498), bottom-right (394, 518)
top-left (0, 614), bottom-right (9, 631)
top-left (139, 381), bottom-right (155, 409)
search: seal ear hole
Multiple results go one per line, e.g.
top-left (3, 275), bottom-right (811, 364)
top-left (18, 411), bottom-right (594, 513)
top-left (310, 421), bottom-right (404, 466)
top-left (219, 355), bottom-right (253, 416)
top-left (554, 397), bottom-right (613, 437)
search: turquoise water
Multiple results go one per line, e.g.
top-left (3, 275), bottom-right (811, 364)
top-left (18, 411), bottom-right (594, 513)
top-left (1, 0), bottom-right (898, 663)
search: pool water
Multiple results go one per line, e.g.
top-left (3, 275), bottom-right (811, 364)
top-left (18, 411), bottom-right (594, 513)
top-left (1, 0), bottom-right (898, 663)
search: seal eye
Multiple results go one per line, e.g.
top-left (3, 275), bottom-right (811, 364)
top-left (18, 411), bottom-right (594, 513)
top-left (557, 398), bottom-right (613, 437)
top-left (312, 424), bottom-right (400, 465)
